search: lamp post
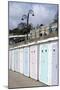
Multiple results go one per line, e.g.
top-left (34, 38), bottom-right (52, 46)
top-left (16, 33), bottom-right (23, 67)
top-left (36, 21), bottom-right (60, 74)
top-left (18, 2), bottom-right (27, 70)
top-left (21, 10), bottom-right (34, 40)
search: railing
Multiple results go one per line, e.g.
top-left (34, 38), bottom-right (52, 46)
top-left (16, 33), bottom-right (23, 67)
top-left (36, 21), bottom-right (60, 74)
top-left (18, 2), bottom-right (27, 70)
top-left (9, 36), bottom-right (58, 50)
top-left (9, 27), bottom-right (58, 47)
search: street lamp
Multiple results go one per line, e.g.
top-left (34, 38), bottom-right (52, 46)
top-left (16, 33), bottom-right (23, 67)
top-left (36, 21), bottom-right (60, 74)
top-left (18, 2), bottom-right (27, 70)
top-left (21, 9), bottom-right (34, 40)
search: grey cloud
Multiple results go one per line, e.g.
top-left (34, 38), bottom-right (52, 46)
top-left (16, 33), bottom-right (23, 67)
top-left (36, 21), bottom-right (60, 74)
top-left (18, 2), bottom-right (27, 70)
top-left (9, 2), bottom-right (58, 29)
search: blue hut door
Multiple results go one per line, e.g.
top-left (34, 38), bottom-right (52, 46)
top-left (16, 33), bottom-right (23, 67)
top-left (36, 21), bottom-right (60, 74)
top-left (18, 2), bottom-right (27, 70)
top-left (24, 47), bottom-right (29, 77)
top-left (39, 44), bottom-right (48, 84)
top-left (52, 41), bottom-right (59, 85)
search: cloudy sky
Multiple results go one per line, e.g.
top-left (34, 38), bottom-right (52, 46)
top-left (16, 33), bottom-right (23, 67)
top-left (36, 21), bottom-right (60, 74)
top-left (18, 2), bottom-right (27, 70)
top-left (9, 2), bottom-right (58, 30)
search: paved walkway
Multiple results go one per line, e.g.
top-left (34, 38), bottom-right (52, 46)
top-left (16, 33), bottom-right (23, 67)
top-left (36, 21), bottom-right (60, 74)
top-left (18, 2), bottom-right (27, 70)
top-left (8, 70), bottom-right (48, 89)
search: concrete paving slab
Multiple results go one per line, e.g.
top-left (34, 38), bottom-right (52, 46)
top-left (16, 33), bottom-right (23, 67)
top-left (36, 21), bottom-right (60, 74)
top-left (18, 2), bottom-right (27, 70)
top-left (8, 70), bottom-right (48, 89)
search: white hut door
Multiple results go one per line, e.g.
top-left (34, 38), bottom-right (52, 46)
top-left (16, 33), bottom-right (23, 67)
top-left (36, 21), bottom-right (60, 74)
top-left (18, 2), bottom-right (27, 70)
top-left (52, 42), bottom-right (59, 85)
top-left (30, 45), bottom-right (37, 80)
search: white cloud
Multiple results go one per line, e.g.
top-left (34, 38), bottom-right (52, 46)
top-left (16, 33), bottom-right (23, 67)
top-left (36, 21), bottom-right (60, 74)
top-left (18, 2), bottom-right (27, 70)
top-left (29, 4), bottom-right (56, 26)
